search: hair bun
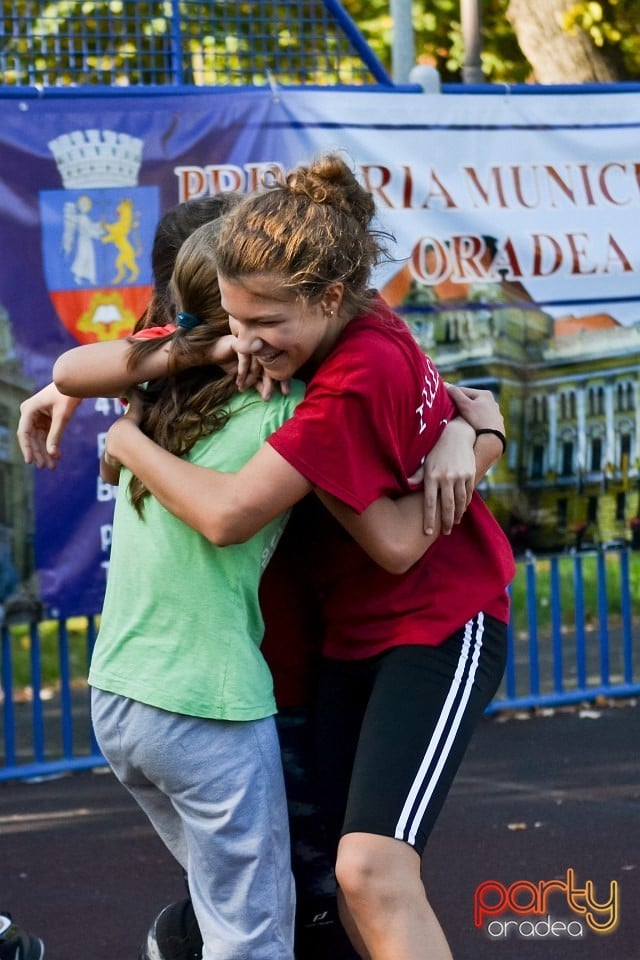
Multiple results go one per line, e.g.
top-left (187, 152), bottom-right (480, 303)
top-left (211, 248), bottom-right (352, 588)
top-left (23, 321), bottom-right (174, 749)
top-left (286, 154), bottom-right (376, 228)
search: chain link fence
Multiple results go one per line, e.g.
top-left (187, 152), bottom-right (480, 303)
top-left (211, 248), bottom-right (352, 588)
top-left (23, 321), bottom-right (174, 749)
top-left (0, 1), bottom-right (391, 88)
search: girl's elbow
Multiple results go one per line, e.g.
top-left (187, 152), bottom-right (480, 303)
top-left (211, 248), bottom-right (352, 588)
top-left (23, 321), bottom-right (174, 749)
top-left (200, 509), bottom-right (251, 547)
top-left (185, 485), bottom-right (262, 547)
top-left (52, 360), bottom-right (69, 394)
top-left (380, 539), bottom-right (433, 574)
top-left (53, 357), bottom-right (81, 397)
top-left (206, 527), bottom-right (248, 547)
top-left (385, 556), bottom-right (415, 575)
top-left (377, 546), bottom-right (416, 575)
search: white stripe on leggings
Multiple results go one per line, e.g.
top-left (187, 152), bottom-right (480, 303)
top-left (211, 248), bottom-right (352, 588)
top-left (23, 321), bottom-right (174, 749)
top-left (394, 612), bottom-right (485, 846)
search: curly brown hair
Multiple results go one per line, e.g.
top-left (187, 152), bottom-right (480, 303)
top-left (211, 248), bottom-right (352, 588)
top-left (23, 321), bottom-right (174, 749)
top-left (215, 153), bottom-right (392, 318)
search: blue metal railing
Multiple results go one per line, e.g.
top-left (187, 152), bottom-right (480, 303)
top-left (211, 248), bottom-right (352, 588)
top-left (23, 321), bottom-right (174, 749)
top-left (486, 547), bottom-right (639, 714)
top-left (1, 549), bottom-right (638, 781)
top-left (1, 615), bottom-right (102, 782)
top-left (0, 1), bottom-right (392, 89)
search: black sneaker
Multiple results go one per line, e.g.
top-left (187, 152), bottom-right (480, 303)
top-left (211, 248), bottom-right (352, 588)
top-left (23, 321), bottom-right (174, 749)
top-left (294, 895), bottom-right (359, 960)
top-left (138, 899), bottom-right (202, 960)
top-left (0, 914), bottom-right (44, 960)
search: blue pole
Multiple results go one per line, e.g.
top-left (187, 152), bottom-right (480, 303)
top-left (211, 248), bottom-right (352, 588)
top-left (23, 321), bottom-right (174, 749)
top-left (168, 4), bottom-right (184, 85)
top-left (58, 619), bottom-right (74, 759)
top-left (505, 594), bottom-right (517, 699)
top-left (596, 550), bottom-right (610, 686)
top-left (550, 556), bottom-right (564, 693)
top-left (573, 554), bottom-right (587, 689)
top-left (619, 549), bottom-right (633, 684)
top-left (1, 625), bottom-right (16, 768)
top-left (29, 623), bottom-right (45, 763)
top-left (322, 0), bottom-right (393, 84)
top-left (526, 557), bottom-right (540, 697)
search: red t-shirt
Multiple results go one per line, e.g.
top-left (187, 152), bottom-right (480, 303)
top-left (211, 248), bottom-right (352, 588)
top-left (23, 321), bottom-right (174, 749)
top-left (268, 297), bottom-right (516, 660)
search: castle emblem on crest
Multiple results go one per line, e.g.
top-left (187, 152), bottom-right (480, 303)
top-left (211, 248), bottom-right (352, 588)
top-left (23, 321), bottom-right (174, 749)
top-left (39, 129), bottom-right (159, 343)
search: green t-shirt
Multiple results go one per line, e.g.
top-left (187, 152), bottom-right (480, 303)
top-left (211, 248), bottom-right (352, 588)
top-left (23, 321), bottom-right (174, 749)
top-left (88, 384), bottom-right (304, 721)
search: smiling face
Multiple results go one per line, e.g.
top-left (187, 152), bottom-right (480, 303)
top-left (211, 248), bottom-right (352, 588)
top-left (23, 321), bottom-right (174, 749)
top-left (219, 273), bottom-right (345, 381)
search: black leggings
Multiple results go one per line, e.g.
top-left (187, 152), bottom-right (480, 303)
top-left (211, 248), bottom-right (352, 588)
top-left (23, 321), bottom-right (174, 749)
top-left (314, 612), bottom-right (507, 858)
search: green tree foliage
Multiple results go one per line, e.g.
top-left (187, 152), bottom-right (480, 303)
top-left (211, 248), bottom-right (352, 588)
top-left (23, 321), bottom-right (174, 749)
top-left (561, 0), bottom-right (640, 73)
top-left (344, 0), bottom-right (530, 82)
top-left (343, 0), bottom-right (640, 82)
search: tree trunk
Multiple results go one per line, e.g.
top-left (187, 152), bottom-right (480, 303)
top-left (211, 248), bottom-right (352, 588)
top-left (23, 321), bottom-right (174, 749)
top-left (507, 0), bottom-right (626, 82)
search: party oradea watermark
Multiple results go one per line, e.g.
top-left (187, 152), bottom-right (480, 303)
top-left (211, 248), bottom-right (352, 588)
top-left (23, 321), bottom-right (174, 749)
top-left (474, 868), bottom-right (619, 940)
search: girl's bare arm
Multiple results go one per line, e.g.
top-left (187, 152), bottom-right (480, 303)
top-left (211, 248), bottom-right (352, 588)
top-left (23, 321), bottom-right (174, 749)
top-left (105, 409), bottom-right (500, 573)
top-left (316, 429), bottom-right (501, 574)
top-left (53, 335), bottom-right (239, 398)
top-left (104, 416), bottom-right (312, 545)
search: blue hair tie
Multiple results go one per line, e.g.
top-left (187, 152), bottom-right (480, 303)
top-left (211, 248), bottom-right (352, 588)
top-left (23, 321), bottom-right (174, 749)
top-left (177, 311), bottom-right (203, 330)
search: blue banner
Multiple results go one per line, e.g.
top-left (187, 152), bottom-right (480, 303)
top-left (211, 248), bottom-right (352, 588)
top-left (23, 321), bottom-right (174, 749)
top-left (1, 88), bottom-right (639, 615)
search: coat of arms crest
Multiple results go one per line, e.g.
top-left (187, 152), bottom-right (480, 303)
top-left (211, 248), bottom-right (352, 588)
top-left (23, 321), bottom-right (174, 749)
top-left (39, 129), bottom-right (158, 343)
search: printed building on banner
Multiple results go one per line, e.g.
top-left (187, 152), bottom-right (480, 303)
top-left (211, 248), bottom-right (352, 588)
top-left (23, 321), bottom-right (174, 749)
top-left (39, 130), bottom-right (158, 343)
top-left (382, 264), bottom-right (640, 554)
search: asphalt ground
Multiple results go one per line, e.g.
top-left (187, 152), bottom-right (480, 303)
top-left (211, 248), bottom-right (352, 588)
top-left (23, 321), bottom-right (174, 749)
top-left (1, 699), bottom-right (639, 960)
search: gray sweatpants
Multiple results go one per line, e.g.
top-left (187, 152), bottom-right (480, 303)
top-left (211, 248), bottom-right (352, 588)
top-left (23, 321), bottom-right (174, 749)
top-left (91, 688), bottom-right (295, 960)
